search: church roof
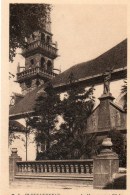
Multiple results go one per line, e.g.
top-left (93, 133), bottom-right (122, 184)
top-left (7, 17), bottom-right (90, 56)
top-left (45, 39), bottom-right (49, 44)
top-left (9, 86), bottom-right (42, 119)
top-left (52, 39), bottom-right (127, 88)
top-left (9, 39), bottom-right (127, 119)
top-left (9, 120), bottom-right (26, 132)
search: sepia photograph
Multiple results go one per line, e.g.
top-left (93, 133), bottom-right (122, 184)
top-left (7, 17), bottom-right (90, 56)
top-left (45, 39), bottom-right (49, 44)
top-left (1, 1), bottom-right (128, 194)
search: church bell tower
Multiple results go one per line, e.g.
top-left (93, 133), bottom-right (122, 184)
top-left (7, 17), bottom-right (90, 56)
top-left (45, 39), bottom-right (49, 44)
top-left (16, 10), bottom-right (58, 95)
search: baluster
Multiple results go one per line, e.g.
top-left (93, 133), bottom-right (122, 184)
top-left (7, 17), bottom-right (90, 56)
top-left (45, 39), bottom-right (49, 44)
top-left (85, 164), bottom-right (89, 174)
top-left (32, 164), bottom-right (36, 173)
top-left (88, 163), bottom-right (90, 174)
top-left (75, 164), bottom-right (79, 173)
top-left (57, 164), bottom-right (61, 173)
top-left (44, 164), bottom-right (48, 173)
top-left (40, 164), bottom-right (44, 172)
top-left (70, 164), bottom-right (74, 173)
top-left (27, 163), bottom-right (29, 172)
top-left (90, 163), bottom-right (93, 174)
top-left (65, 165), bottom-right (70, 173)
top-left (36, 163), bottom-right (40, 173)
top-left (29, 164), bottom-right (32, 173)
top-left (61, 165), bottom-right (65, 173)
top-left (24, 164), bottom-right (27, 172)
top-left (80, 164), bottom-right (85, 174)
top-left (48, 164), bottom-right (52, 172)
top-left (52, 164), bottom-right (56, 173)
top-left (28, 164), bottom-right (32, 172)
top-left (39, 163), bottom-right (41, 172)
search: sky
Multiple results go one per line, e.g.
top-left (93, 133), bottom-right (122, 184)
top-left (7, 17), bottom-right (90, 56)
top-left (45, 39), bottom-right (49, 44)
top-left (9, 4), bottom-right (127, 95)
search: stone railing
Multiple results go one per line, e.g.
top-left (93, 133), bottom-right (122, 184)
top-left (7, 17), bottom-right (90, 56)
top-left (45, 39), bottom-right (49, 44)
top-left (22, 40), bottom-right (58, 58)
top-left (17, 67), bottom-right (57, 82)
top-left (16, 159), bottom-right (93, 175)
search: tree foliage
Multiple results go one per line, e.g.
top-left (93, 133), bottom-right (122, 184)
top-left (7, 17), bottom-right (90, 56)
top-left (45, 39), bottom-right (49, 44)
top-left (9, 120), bottom-right (25, 145)
top-left (28, 83), bottom-right (61, 152)
top-left (48, 85), bottom-right (95, 159)
top-left (108, 129), bottom-right (126, 167)
top-left (10, 4), bottom-right (52, 62)
top-left (31, 82), bottom-right (95, 160)
top-left (121, 79), bottom-right (127, 111)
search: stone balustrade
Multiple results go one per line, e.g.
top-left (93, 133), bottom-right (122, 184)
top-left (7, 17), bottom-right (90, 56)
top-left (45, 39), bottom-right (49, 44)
top-left (22, 40), bottom-right (58, 57)
top-left (17, 67), bottom-right (57, 81)
top-left (16, 159), bottom-right (93, 175)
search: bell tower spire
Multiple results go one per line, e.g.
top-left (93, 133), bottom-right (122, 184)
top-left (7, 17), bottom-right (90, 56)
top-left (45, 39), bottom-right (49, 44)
top-left (16, 8), bottom-right (58, 95)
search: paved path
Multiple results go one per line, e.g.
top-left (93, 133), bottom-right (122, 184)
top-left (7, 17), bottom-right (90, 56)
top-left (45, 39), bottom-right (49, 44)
top-left (10, 180), bottom-right (93, 190)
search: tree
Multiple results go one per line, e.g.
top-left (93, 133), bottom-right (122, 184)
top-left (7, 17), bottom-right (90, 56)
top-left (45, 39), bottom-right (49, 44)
top-left (28, 82), bottom-right (61, 158)
top-left (10, 4), bottom-right (52, 62)
top-left (47, 83), bottom-right (95, 159)
top-left (28, 81), bottom-right (95, 160)
top-left (108, 129), bottom-right (126, 167)
top-left (121, 79), bottom-right (127, 111)
top-left (9, 120), bottom-right (25, 145)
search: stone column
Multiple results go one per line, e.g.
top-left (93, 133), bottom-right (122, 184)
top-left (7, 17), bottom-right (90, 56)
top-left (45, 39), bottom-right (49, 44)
top-left (9, 148), bottom-right (22, 182)
top-left (93, 138), bottom-right (119, 189)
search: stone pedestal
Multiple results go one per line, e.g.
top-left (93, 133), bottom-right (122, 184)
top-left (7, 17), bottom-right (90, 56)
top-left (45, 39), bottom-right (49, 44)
top-left (93, 138), bottom-right (119, 189)
top-left (9, 148), bottom-right (22, 181)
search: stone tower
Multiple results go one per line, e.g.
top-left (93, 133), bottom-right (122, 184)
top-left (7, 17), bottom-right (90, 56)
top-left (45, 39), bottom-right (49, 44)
top-left (16, 10), bottom-right (58, 95)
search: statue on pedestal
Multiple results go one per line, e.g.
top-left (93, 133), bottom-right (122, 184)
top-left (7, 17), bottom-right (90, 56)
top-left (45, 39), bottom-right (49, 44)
top-left (103, 69), bottom-right (113, 94)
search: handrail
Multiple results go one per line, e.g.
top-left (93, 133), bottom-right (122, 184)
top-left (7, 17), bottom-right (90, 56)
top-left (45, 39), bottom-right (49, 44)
top-left (16, 159), bottom-right (93, 174)
top-left (17, 67), bottom-right (57, 81)
top-left (17, 159), bottom-right (93, 163)
top-left (22, 40), bottom-right (58, 56)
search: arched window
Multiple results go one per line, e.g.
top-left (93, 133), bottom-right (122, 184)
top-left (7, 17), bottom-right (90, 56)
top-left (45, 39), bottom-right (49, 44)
top-left (46, 36), bottom-right (51, 44)
top-left (41, 33), bottom-right (45, 42)
top-left (47, 60), bottom-right (52, 73)
top-left (41, 57), bottom-right (45, 69)
top-left (30, 59), bottom-right (34, 65)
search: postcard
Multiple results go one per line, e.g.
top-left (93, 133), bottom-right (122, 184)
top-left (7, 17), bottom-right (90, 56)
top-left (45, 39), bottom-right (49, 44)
top-left (1, 1), bottom-right (129, 195)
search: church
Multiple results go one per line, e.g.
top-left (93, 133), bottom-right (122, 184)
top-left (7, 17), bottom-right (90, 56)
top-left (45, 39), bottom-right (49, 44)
top-left (9, 9), bottom-right (127, 161)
